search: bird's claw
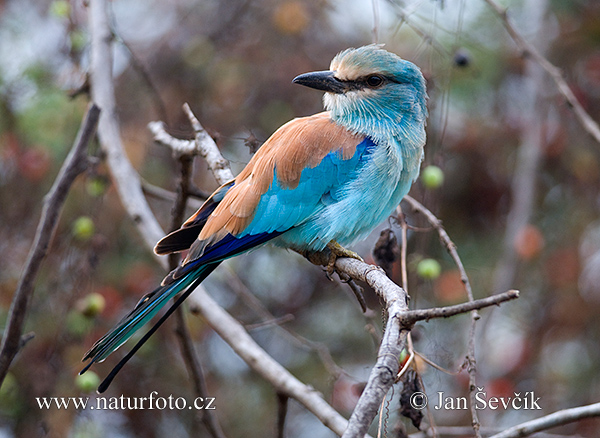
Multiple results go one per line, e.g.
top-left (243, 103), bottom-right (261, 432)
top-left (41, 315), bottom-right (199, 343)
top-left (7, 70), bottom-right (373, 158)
top-left (298, 241), bottom-right (363, 277)
top-left (325, 240), bottom-right (364, 275)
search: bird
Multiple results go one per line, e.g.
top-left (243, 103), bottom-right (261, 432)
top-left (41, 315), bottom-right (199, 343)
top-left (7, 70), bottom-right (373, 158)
top-left (81, 44), bottom-right (428, 391)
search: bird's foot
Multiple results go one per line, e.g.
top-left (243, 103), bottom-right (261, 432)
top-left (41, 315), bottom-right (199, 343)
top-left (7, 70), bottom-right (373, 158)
top-left (325, 240), bottom-right (364, 275)
top-left (299, 241), bottom-right (363, 276)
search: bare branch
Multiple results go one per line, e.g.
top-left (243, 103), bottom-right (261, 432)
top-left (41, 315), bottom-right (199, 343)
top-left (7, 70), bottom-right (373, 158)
top-left (148, 121), bottom-right (198, 155)
top-left (0, 104), bottom-right (100, 385)
top-left (183, 103), bottom-right (235, 183)
top-left (401, 290), bottom-right (519, 325)
top-left (488, 402), bottom-right (600, 438)
top-left (141, 179), bottom-right (205, 210)
top-left (482, 0), bottom-right (600, 144)
top-left (326, 258), bottom-right (410, 438)
top-left (114, 36), bottom-right (169, 124)
top-left (89, 0), bottom-right (166, 265)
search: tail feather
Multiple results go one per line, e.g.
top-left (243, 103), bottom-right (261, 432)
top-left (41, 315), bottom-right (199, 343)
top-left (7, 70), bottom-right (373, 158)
top-left (81, 263), bottom-right (218, 372)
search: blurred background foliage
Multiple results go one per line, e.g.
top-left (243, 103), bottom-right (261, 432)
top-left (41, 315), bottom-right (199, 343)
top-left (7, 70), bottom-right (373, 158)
top-left (1, 0), bottom-right (600, 437)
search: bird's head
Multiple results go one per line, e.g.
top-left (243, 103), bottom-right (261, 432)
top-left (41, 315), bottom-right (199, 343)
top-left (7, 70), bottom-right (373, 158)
top-left (293, 45), bottom-right (427, 141)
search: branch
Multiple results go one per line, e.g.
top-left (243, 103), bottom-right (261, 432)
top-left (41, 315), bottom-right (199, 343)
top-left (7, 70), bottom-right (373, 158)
top-left (482, 0), bottom-right (600, 144)
top-left (401, 290), bottom-right (519, 325)
top-left (402, 196), bottom-right (475, 302)
top-left (147, 121), bottom-right (198, 156)
top-left (488, 402), bottom-right (600, 438)
top-left (141, 178), bottom-right (205, 210)
top-left (113, 34), bottom-right (169, 124)
top-left (182, 103), bottom-right (235, 183)
top-left (89, 0), bottom-right (166, 265)
top-left (333, 259), bottom-right (410, 438)
top-left (148, 105), bottom-right (235, 185)
top-left (0, 104), bottom-right (100, 385)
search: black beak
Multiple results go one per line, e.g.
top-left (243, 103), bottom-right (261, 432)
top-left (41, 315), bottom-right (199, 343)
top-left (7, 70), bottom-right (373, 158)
top-left (292, 70), bottom-right (347, 94)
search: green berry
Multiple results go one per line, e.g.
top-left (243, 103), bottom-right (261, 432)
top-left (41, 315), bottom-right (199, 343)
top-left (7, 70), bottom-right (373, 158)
top-left (65, 310), bottom-right (93, 337)
top-left (70, 29), bottom-right (87, 51)
top-left (417, 258), bottom-right (441, 280)
top-left (72, 216), bottom-right (95, 241)
top-left (421, 165), bottom-right (444, 189)
top-left (75, 371), bottom-right (100, 393)
top-left (50, 1), bottom-right (71, 18)
top-left (79, 293), bottom-right (106, 318)
top-left (86, 177), bottom-right (107, 197)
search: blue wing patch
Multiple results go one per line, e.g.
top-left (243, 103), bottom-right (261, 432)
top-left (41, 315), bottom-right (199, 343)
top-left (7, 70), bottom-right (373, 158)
top-left (241, 137), bottom-right (376, 236)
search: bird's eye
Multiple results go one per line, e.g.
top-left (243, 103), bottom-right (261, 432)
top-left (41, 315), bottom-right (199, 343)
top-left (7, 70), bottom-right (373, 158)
top-left (366, 75), bottom-right (384, 87)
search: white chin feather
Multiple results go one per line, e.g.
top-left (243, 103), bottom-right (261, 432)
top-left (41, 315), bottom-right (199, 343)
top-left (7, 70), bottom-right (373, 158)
top-left (323, 91), bottom-right (363, 114)
top-left (323, 92), bottom-right (337, 112)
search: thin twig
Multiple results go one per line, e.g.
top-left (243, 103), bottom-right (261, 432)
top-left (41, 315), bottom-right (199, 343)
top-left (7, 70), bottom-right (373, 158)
top-left (174, 311), bottom-right (227, 438)
top-left (183, 103), bottom-right (234, 183)
top-left (488, 402), bottom-right (600, 438)
top-left (245, 314), bottom-right (296, 331)
top-left (113, 35), bottom-right (169, 123)
top-left (0, 104), bottom-right (100, 385)
top-left (482, 0), bottom-right (600, 144)
top-left (148, 121), bottom-right (198, 156)
top-left (337, 272), bottom-right (368, 312)
top-left (396, 206), bottom-right (409, 292)
top-left (403, 196), bottom-right (474, 302)
top-left (141, 179), bottom-right (205, 210)
top-left (401, 290), bottom-right (518, 325)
